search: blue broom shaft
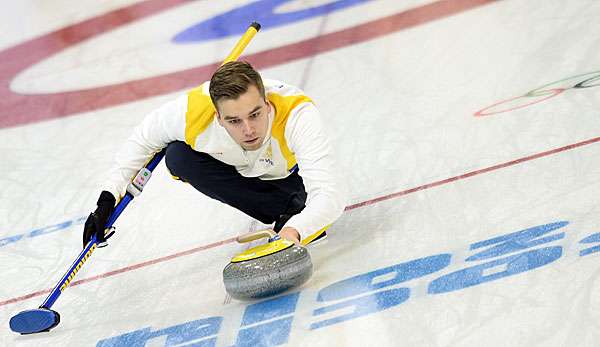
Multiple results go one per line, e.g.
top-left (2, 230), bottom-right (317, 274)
top-left (41, 149), bottom-right (166, 309)
top-left (106, 149), bottom-right (165, 226)
top-left (41, 233), bottom-right (99, 308)
top-left (34, 19), bottom-right (259, 319)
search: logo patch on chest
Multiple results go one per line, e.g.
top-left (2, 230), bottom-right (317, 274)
top-left (260, 144), bottom-right (274, 167)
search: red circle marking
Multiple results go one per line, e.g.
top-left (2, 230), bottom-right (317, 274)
top-left (0, 0), bottom-right (497, 129)
top-left (474, 88), bottom-right (565, 117)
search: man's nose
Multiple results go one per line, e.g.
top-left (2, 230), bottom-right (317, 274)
top-left (242, 120), bottom-right (254, 135)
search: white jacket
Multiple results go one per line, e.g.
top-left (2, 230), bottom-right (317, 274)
top-left (104, 79), bottom-right (347, 240)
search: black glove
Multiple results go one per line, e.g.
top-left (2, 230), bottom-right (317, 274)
top-left (83, 191), bottom-right (116, 248)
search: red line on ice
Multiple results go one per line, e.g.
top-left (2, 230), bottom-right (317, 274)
top-left (0, 237), bottom-right (236, 307)
top-left (2, 135), bottom-right (600, 308)
top-left (344, 136), bottom-right (600, 210)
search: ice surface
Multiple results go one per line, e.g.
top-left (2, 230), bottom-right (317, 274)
top-left (2, 0), bottom-right (600, 346)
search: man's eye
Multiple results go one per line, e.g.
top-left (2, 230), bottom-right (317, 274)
top-left (229, 119), bottom-right (240, 124)
top-left (250, 113), bottom-right (259, 118)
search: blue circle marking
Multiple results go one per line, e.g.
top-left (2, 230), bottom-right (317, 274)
top-left (173, 0), bottom-right (372, 43)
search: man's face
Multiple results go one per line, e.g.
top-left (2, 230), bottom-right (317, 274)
top-left (216, 84), bottom-right (270, 151)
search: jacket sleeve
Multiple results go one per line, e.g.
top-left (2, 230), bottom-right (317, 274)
top-left (283, 102), bottom-right (348, 240)
top-left (102, 95), bottom-right (188, 199)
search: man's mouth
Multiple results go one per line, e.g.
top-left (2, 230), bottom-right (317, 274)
top-left (244, 137), bottom-right (259, 144)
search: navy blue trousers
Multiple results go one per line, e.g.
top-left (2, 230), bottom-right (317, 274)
top-left (165, 141), bottom-right (306, 231)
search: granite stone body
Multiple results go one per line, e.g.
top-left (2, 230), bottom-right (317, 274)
top-left (223, 246), bottom-right (313, 300)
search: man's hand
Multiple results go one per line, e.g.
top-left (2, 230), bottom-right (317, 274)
top-left (278, 226), bottom-right (301, 245)
top-left (83, 191), bottom-right (116, 248)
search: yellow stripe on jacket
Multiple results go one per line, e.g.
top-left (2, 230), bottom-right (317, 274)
top-left (268, 92), bottom-right (312, 171)
top-left (185, 84), bottom-right (215, 149)
top-left (184, 83), bottom-right (313, 173)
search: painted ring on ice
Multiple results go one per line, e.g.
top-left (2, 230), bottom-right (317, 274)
top-left (173, 0), bottom-right (372, 43)
top-left (0, 0), bottom-right (496, 128)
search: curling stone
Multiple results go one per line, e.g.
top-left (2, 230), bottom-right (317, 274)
top-left (223, 229), bottom-right (313, 300)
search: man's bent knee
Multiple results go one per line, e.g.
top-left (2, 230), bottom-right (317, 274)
top-left (165, 141), bottom-right (192, 178)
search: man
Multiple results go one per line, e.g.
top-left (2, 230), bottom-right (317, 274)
top-left (83, 61), bottom-right (346, 247)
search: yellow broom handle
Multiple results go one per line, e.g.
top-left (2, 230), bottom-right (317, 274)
top-left (221, 22), bottom-right (261, 66)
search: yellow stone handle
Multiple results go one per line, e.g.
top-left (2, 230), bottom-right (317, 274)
top-left (236, 228), bottom-right (276, 244)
